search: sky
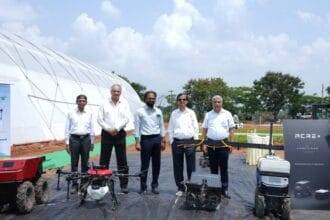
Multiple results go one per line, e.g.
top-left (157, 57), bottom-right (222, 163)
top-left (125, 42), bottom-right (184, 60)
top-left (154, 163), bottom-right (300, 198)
top-left (0, 0), bottom-right (329, 96)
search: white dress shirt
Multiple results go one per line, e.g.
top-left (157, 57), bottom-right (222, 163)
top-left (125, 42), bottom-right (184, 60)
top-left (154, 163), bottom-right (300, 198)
top-left (168, 108), bottom-right (199, 144)
top-left (134, 105), bottom-right (165, 141)
top-left (65, 108), bottom-right (95, 145)
top-left (97, 98), bottom-right (134, 132)
top-left (202, 108), bottom-right (235, 140)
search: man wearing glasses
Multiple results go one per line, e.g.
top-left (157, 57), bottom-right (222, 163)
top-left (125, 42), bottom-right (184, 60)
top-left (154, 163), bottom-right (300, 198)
top-left (202, 95), bottom-right (235, 199)
top-left (168, 93), bottom-right (199, 196)
top-left (97, 84), bottom-right (134, 194)
top-left (134, 91), bottom-right (166, 194)
top-left (65, 94), bottom-right (95, 193)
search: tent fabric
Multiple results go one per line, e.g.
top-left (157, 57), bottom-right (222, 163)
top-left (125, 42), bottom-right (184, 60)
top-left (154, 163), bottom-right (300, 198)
top-left (0, 31), bottom-right (143, 145)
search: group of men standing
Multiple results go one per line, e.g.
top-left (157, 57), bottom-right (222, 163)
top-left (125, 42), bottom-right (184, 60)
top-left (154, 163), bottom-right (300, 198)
top-left (65, 84), bottom-right (235, 198)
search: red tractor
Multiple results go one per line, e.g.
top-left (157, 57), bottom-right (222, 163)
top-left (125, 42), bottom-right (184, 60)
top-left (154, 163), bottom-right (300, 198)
top-left (0, 156), bottom-right (50, 213)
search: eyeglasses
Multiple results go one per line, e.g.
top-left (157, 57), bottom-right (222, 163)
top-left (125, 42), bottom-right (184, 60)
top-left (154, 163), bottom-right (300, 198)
top-left (178, 99), bottom-right (187, 101)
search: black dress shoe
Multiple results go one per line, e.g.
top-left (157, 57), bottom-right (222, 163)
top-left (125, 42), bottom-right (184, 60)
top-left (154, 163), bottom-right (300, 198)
top-left (222, 190), bottom-right (231, 199)
top-left (151, 187), bottom-right (159, 194)
top-left (139, 188), bottom-right (147, 194)
top-left (121, 187), bottom-right (129, 194)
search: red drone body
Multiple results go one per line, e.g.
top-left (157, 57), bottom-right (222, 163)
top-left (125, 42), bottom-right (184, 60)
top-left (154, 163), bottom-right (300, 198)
top-left (87, 167), bottom-right (113, 176)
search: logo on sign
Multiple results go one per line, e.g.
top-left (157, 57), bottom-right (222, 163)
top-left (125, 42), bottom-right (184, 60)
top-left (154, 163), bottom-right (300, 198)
top-left (294, 133), bottom-right (321, 139)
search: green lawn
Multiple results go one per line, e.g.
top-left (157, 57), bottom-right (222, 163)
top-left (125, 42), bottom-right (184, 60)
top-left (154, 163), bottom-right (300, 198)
top-left (234, 127), bottom-right (283, 144)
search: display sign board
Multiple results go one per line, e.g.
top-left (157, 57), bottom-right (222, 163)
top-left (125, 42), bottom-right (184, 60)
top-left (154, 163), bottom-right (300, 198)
top-left (0, 84), bottom-right (10, 156)
top-left (283, 119), bottom-right (330, 210)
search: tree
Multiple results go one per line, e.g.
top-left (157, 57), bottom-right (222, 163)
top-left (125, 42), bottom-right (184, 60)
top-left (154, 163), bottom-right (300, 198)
top-left (159, 93), bottom-right (177, 122)
top-left (252, 72), bottom-right (304, 120)
top-left (117, 75), bottom-right (146, 100)
top-left (130, 82), bottom-right (147, 100)
top-left (326, 86), bottom-right (330, 104)
top-left (227, 86), bottom-right (257, 121)
top-left (296, 94), bottom-right (325, 115)
top-left (183, 78), bottom-right (230, 120)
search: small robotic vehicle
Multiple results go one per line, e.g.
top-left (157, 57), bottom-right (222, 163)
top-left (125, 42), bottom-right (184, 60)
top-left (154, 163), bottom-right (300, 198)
top-left (199, 153), bottom-right (209, 168)
top-left (315, 189), bottom-right (330, 200)
top-left (183, 172), bottom-right (222, 211)
top-left (0, 156), bottom-right (49, 213)
top-left (255, 155), bottom-right (291, 219)
top-left (294, 180), bottom-right (312, 198)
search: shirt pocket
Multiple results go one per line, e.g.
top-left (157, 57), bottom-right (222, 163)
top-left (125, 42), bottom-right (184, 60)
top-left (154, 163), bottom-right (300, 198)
top-left (220, 120), bottom-right (228, 129)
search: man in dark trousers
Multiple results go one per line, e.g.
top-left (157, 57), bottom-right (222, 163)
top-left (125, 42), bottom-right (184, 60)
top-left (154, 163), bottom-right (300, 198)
top-left (97, 84), bottom-right (134, 193)
top-left (168, 93), bottom-right (199, 196)
top-left (65, 94), bottom-right (95, 193)
top-left (134, 91), bottom-right (165, 194)
top-left (202, 95), bottom-right (235, 199)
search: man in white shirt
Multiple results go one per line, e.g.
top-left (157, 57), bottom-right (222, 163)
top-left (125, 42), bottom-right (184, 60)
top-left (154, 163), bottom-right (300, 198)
top-left (97, 84), bottom-right (134, 194)
top-left (65, 94), bottom-right (95, 192)
top-left (134, 91), bottom-right (166, 194)
top-left (202, 95), bottom-right (235, 199)
top-left (168, 93), bottom-right (199, 196)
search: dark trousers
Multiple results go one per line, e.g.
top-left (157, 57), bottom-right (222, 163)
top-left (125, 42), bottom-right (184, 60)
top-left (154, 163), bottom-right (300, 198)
top-left (207, 139), bottom-right (229, 191)
top-left (69, 134), bottom-right (91, 183)
top-left (140, 134), bottom-right (161, 190)
top-left (171, 138), bottom-right (196, 191)
top-left (100, 129), bottom-right (129, 188)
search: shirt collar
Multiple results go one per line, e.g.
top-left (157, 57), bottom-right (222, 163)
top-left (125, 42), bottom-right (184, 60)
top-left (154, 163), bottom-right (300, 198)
top-left (109, 97), bottom-right (122, 105)
top-left (178, 107), bottom-right (188, 113)
top-left (75, 107), bottom-right (86, 113)
top-left (144, 104), bottom-right (156, 111)
top-left (212, 108), bottom-right (224, 114)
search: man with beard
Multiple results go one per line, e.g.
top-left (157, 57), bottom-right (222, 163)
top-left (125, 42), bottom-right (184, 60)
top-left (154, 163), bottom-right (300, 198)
top-left (134, 91), bottom-right (165, 194)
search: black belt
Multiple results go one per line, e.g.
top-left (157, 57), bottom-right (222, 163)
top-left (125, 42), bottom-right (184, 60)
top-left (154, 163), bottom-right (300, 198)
top-left (70, 134), bottom-right (90, 139)
top-left (173, 137), bottom-right (193, 141)
top-left (101, 129), bottom-right (126, 137)
top-left (141, 134), bottom-right (160, 139)
top-left (205, 138), bottom-right (228, 147)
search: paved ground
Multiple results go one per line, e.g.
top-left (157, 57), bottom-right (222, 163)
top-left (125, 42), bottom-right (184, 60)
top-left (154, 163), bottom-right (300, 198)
top-left (1, 153), bottom-right (329, 220)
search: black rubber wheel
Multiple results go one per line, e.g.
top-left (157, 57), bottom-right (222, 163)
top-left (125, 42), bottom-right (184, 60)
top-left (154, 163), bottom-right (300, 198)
top-left (35, 177), bottom-right (50, 204)
top-left (16, 181), bottom-right (35, 213)
top-left (255, 190), bottom-right (265, 218)
top-left (281, 198), bottom-right (291, 220)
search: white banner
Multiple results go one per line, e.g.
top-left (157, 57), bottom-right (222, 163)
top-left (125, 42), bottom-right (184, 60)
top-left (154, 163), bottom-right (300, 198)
top-left (0, 84), bottom-right (10, 156)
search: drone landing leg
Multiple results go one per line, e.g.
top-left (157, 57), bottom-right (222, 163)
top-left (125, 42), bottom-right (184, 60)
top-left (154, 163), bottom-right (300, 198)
top-left (109, 179), bottom-right (119, 210)
top-left (56, 171), bottom-right (61, 190)
top-left (79, 178), bottom-right (89, 206)
top-left (66, 179), bottom-right (71, 200)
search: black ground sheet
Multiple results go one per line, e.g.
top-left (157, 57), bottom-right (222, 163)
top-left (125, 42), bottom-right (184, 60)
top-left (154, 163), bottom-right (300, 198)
top-left (1, 153), bottom-right (329, 220)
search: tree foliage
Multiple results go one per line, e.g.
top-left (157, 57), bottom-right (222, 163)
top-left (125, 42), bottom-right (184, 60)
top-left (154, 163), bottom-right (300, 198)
top-left (183, 78), bottom-right (230, 120)
top-left (117, 75), bottom-right (146, 100)
top-left (227, 86), bottom-right (257, 120)
top-left (252, 72), bottom-right (304, 120)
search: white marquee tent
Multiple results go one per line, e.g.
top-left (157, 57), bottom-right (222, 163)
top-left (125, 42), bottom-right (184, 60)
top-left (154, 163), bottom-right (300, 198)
top-left (0, 31), bottom-right (142, 155)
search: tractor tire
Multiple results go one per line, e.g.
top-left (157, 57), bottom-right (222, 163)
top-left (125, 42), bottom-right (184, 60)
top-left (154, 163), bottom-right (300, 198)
top-left (281, 198), bottom-right (291, 220)
top-left (35, 177), bottom-right (50, 204)
top-left (255, 190), bottom-right (265, 218)
top-left (16, 181), bottom-right (35, 213)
